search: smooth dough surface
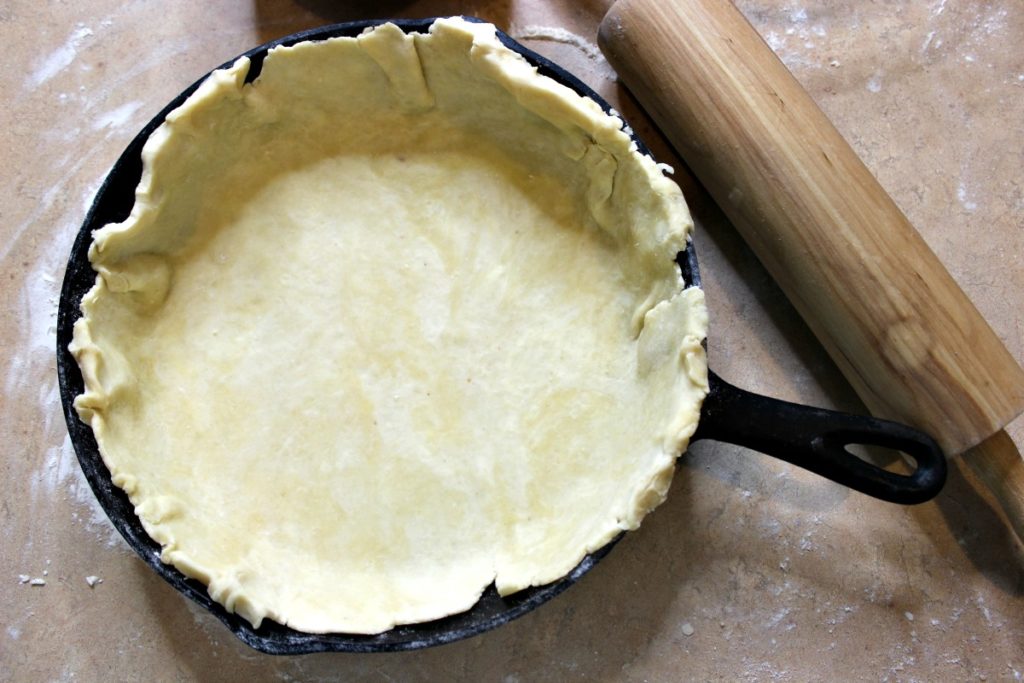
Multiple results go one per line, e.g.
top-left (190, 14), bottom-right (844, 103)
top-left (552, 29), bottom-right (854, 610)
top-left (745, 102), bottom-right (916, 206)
top-left (71, 18), bottom-right (709, 634)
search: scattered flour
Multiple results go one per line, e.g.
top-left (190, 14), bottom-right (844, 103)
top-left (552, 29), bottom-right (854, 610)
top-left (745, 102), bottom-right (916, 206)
top-left (27, 24), bottom-right (94, 89)
top-left (512, 25), bottom-right (603, 63)
top-left (760, 5), bottom-right (830, 71)
top-left (766, 607), bottom-right (791, 629)
top-left (92, 100), bottom-right (144, 132)
top-left (976, 595), bottom-right (994, 626)
top-left (56, 435), bottom-right (126, 549)
top-left (922, 30), bottom-right (938, 53)
top-left (10, 172), bottom-right (127, 554)
top-left (957, 181), bottom-right (978, 212)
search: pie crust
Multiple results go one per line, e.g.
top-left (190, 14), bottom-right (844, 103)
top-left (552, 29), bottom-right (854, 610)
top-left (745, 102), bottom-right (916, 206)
top-left (71, 18), bottom-right (708, 634)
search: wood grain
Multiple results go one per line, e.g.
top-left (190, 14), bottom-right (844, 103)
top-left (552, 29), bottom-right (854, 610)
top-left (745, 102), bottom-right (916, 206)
top-left (598, 0), bottom-right (1024, 458)
top-left (960, 432), bottom-right (1024, 545)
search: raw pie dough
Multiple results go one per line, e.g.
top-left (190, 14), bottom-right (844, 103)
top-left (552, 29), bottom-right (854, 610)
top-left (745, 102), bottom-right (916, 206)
top-left (71, 18), bottom-right (709, 634)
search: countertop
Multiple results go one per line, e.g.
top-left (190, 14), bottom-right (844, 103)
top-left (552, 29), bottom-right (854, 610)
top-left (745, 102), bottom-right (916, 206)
top-left (3, 1), bottom-right (1022, 680)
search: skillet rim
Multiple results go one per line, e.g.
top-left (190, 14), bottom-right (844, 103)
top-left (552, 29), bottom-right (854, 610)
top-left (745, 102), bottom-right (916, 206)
top-left (55, 15), bottom-right (701, 654)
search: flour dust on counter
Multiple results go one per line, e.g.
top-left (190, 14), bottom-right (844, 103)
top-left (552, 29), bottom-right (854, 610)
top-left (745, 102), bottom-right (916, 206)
top-left (91, 100), bottom-right (144, 133)
top-left (25, 23), bottom-right (95, 90)
top-left (6, 160), bottom-right (128, 642)
top-left (17, 194), bottom-right (127, 552)
top-left (512, 24), bottom-right (617, 82)
top-left (513, 25), bottom-right (602, 62)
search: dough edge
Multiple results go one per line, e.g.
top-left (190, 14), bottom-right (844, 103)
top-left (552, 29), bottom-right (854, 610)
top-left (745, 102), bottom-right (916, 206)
top-left (70, 17), bottom-right (710, 634)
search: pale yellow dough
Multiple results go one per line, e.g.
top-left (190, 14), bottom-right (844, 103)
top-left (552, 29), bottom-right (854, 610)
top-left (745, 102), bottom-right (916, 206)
top-left (71, 18), bottom-right (708, 634)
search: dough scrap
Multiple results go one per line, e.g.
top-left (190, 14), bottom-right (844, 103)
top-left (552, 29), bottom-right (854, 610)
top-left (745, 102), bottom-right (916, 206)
top-left (71, 18), bottom-right (709, 635)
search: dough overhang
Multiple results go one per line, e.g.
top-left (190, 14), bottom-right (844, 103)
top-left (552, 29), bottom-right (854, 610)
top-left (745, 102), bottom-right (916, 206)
top-left (70, 17), bottom-right (709, 635)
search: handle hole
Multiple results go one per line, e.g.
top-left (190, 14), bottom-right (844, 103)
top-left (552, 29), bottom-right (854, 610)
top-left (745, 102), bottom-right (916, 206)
top-left (839, 442), bottom-right (922, 476)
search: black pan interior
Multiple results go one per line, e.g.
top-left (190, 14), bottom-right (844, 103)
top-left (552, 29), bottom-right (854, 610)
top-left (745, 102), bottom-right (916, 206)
top-left (55, 17), bottom-right (701, 654)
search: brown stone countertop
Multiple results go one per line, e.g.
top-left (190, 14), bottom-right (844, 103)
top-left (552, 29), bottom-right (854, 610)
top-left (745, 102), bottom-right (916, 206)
top-left (2, 1), bottom-right (1021, 680)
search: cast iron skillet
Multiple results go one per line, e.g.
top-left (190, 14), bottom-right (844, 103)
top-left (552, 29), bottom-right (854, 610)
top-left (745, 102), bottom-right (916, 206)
top-left (56, 17), bottom-right (947, 654)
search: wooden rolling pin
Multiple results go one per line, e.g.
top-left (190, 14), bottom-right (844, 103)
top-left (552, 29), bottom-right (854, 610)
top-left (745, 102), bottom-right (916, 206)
top-left (598, 0), bottom-right (1024, 533)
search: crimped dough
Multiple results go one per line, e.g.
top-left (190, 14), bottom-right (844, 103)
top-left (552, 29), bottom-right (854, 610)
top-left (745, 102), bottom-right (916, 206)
top-left (71, 18), bottom-right (708, 634)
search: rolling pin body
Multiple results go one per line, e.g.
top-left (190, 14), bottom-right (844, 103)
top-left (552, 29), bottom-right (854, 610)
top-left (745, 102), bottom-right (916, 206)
top-left (598, 0), bottom-right (1024, 457)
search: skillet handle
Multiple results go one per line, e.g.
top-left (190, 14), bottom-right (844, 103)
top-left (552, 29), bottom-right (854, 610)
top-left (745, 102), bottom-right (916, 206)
top-left (692, 371), bottom-right (947, 504)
